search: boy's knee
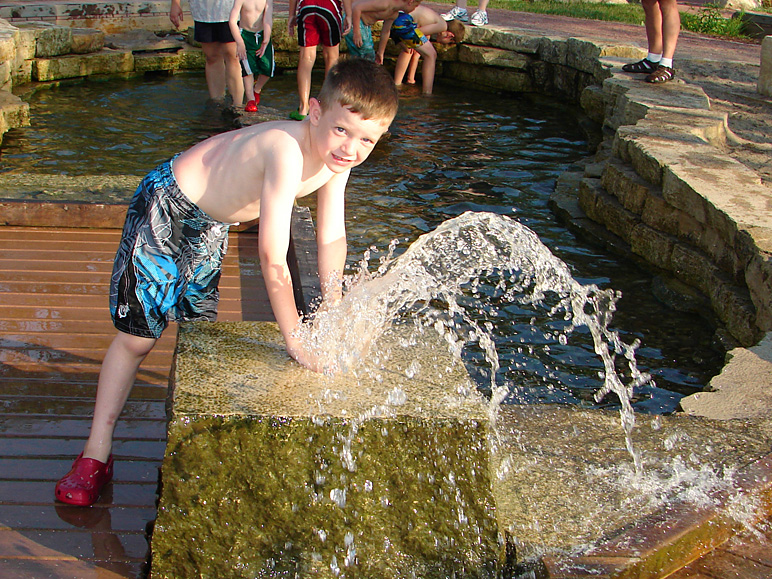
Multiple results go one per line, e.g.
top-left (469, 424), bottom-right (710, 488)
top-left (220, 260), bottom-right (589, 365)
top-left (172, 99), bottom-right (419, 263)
top-left (115, 331), bottom-right (157, 357)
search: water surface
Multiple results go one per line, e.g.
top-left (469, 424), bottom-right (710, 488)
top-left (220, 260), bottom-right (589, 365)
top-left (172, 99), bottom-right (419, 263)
top-left (0, 71), bottom-right (723, 412)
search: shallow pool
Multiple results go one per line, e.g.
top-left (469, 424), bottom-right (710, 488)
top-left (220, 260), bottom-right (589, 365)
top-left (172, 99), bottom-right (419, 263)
top-left (0, 71), bottom-right (723, 412)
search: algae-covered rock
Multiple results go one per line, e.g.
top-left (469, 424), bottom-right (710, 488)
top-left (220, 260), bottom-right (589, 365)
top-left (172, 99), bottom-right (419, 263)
top-left (152, 321), bottom-right (503, 578)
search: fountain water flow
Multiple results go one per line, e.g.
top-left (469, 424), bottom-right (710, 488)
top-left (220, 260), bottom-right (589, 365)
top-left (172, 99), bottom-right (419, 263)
top-left (298, 211), bottom-right (651, 473)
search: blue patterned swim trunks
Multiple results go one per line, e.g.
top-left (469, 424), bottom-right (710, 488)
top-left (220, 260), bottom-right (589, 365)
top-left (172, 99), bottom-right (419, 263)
top-left (110, 156), bottom-right (231, 338)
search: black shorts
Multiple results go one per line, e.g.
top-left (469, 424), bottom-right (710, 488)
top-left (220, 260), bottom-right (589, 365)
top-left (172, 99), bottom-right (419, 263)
top-left (194, 21), bottom-right (235, 44)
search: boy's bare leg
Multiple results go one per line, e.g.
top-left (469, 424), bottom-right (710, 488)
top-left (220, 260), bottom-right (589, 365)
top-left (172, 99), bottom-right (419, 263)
top-left (393, 49), bottom-right (413, 85)
top-left (658, 0), bottom-right (680, 60)
top-left (641, 0), bottom-right (664, 55)
top-left (416, 43), bottom-right (437, 95)
top-left (407, 51), bottom-right (420, 84)
top-left (254, 74), bottom-right (271, 95)
top-left (322, 45), bottom-right (340, 75)
top-left (297, 45), bottom-right (318, 115)
top-left (244, 74), bottom-right (256, 102)
top-left (82, 332), bottom-right (157, 463)
top-left (223, 41), bottom-right (244, 106)
top-left (202, 41), bottom-right (227, 100)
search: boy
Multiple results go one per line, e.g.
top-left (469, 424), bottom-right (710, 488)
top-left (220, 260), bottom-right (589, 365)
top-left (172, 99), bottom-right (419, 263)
top-left (287, 0), bottom-right (352, 120)
top-left (377, 6), bottom-right (464, 94)
top-left (54, 59), bottom-right (400, 507)
top-left (344, 0), bottom-right (420, 62)
top-left (229, 0), bottom-right (274, 113)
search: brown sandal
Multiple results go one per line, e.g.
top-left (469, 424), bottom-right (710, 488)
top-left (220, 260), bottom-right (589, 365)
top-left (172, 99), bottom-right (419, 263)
top-left (645, 65), bottom-right (675, 84)
top-left (622, 58), bottom-right (657, 74)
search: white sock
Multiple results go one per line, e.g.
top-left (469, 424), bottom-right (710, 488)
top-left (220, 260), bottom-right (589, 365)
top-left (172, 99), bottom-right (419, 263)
top-left (647, 52), bottom-right (662, 63)
top-left (659, 57), bottom-right (673, 68)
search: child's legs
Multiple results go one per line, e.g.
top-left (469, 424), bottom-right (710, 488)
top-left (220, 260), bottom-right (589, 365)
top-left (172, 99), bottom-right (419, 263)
top-left (407, 51), bottom-right (420, 82)
top-left (83, 331), bottom-right (157, 463)
top-left (297, 45), bottom-right (318, 115)
top-left (201, 41), bottom-right (243, 104)
top-left (222, 41), bottom-right (244, 105)
top-left (321, 44), bottom-right (340, 75)
top-left (416, 42), bottom-right (437, 95)
top-left (641, 0), bottom-right (664, 55)
top-left (393, 49), bottom-right (414, 85)
top-left (202, 41), bottom-right (227, 99)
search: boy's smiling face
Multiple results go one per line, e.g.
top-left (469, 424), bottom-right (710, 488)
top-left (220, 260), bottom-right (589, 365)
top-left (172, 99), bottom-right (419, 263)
top-left (309, 99), bottom-right (392, 174)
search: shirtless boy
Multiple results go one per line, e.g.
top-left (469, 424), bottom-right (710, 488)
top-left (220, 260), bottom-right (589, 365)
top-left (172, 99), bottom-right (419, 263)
top-left (229, 0), bottom-right (274, 112)
top-left (54, 58), bottom-right (400, 507)
top-left (377, 5), bottom-right (464, 94)
top-left (344, 0), bottom-right (421, 61)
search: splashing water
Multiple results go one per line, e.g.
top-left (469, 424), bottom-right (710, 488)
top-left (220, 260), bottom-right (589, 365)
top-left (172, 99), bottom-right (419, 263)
top-left (298, 211), bottom-right (652, 472)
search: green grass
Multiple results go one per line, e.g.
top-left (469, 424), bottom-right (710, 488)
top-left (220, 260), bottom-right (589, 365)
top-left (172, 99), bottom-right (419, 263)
top-left (437, 0), bottom-right (751, 39)
top-left (489, 0), bottom-right (645, 25)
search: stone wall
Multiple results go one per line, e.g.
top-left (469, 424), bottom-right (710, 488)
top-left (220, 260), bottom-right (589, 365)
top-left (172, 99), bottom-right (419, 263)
top-left (0, 16), bottom-right (770, 351)
top-left (0, 1), bottom-right (172, 34)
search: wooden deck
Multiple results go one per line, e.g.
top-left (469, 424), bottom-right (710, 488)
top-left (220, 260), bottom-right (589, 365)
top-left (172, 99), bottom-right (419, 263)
top-left (0, 210), bottom-right (319, 578)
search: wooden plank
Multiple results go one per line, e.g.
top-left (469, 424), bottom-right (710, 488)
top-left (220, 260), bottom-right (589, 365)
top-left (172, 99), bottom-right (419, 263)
top-left (684, 549), bottom-right (772, 579)
top-left (0, 458), bottom-right (163, 483)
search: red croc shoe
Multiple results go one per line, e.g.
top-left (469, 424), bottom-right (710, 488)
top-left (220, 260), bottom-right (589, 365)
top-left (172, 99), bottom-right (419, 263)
top-left (55, 453), bottom-right (114, 506)
top-left (245, 100), bottom-right (258, 113)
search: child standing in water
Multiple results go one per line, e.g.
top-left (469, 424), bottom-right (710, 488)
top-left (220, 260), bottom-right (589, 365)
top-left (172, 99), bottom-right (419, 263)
top-left (54, 58), bottom-right (400, 507)
top-left (287, 0), bottom-right (352, 120)
top-left (229, 0), bottom-right (275, 112)
top-left (344, 0), bottom-right (421, 62)
top-left (377, 6), bottom-right (464, 94)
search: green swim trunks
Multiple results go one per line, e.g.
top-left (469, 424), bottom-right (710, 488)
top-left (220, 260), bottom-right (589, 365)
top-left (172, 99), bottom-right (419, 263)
top-left (239, 29), bottom-right (275, 77)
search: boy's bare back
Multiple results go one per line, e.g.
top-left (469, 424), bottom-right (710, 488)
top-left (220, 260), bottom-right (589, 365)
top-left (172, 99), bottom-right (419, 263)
top-left (354, 0), bottom-right (418, 25)
top-left (172, 119), bottom-right (333, 225)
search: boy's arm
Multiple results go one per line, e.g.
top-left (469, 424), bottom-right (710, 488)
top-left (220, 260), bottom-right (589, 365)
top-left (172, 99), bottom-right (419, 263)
top-left (375, 17), bottom-right (395, 64)
top-left (315, 172), bottom-right (349, 303)
top-left (169, 0), bottom-right (183, 28)
top-left (228, 0), bottom-right (247, 59)
top-left (258, 0), bottom-right (273, 57)
top-left (342, 0), bottom-right (353, 35)
top-left (287, 0), bottom-right (298, 35)
top-left (352, 0), bottom-right (386, 45)
top-left (259, 155), bottom-right (316, 368)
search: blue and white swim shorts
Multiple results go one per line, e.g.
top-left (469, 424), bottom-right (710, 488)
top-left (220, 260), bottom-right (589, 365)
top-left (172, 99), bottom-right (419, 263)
top-left (110, 156), bottom-right (231, 339)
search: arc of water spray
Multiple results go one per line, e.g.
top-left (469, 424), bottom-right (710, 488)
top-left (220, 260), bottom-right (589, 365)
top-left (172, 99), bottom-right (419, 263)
top-left (300, 211), bottom-right (651, 473)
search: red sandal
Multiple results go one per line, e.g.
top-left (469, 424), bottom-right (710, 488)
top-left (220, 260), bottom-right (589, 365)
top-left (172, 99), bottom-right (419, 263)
top-left (55, 453), bottom-right (114, 506)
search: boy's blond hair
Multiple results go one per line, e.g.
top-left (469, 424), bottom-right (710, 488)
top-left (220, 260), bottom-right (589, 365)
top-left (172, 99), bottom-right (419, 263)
top-left (446, 19), bottom-right (465, 44)
top-left (318, 58), bottom-right (399, 122)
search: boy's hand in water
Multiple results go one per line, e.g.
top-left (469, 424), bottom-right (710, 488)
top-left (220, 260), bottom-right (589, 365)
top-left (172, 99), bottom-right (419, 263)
top-left (286, 335), bottom-right (337, 374)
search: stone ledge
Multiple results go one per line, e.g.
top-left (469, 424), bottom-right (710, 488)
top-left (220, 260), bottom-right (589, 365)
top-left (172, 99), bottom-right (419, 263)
top-left (680, 332), bottom-right (772, 419)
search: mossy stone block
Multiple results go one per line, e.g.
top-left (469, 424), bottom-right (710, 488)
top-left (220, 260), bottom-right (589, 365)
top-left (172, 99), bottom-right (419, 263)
top-left (152, 321), bottom-right (503, 578)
